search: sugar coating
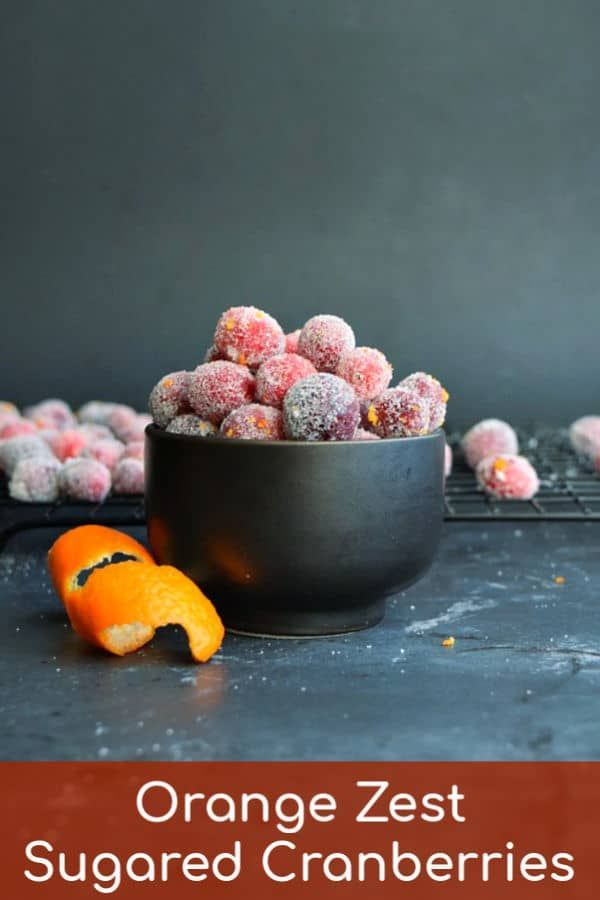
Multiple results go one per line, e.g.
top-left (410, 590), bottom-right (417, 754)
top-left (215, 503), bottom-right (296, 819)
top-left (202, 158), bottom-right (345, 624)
top-left (0, 435), bottom-right (54, 476)
top-left (24, 399), bottom-right (76, 431)
top-left (214, 306), bottom-right (285, 368)
top-left (399, 372), bottom-right (448, 431)
top-left (122, 441), bottom-right (144, 461)
top-left (283, 374), bottom-right (360, 441)
top-left (337, 347), bottom-right (393, 400)
top-left (462, 419), bottom-right (519, 469)
top-left (569, 416), bottom-right (600, 458)
top-left (366, 387), bottom-right (430, 438)
top-left (285, 330), bottom-right (301, 354)
top-left (188, 361), bottom-right (256, 425)
top-left (203, 344), bottom-right (224, 363)
top-left (59, 458), bottom-right (112, 503)
top-left (0, 419), bottom-right (37, 439)
top-left (0, 410), bottom-right (21, 432)
top-left (476, 454), bottom-right (539, 500)
top-left (82, 438), bottom-right (125, 471)
top-left (9, 457), bottom-right (62, 502)
top-left (353, 428), bottom-right (381, 441)
top-left (112, 457), bottom-right (145, 495)
top-left (297, 315), bottom-right (356, 373)
top-left (77, 401), bottom-right (121, 426)
top-left (220, 404), bottom-right (284, 441)
top-left (118, 414), bottom-right (152, 443)
top-left (166, 414), bottom-right (217, 437)
top-left (45, 428), bottom-right (90, 462)
top-left (444, 442), bottom-right (453, 477)
top-left (148, 371), bottom-right (191, 428)
top-left (255, 353), bottom-right (317, 408)
top-left (107, 405), bottom-right (140, 441)
top-left (77, 423), bottom-right (113, 441)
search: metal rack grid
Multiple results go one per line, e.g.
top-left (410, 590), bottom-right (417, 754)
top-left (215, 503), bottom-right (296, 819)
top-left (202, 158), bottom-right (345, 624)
top-left (445, 428), bottom-right (600, 521)
top-left (0, 429), bottom-right (599, 550)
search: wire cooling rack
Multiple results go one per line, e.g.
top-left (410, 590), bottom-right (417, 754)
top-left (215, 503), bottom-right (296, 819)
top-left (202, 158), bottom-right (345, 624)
top-left (0, 429), bottom-right (599, 549)
top-left (445, 428), bottom-right (600, 521)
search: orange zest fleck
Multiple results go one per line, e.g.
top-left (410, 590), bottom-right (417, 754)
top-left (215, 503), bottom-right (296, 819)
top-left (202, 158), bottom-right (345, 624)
top-left (442, 636), bottom-right (455, 648)
top-left (442, 389), bottom-right (450, 402)
top-left (493, 457), bottom-right (508, 472)
top-left (225, 318), bottom-right (235, 331)
top-left (367, 405), bottom-right (379, 426)
top-left (553, 575), bottom-right (566, 585)
top-left (238, 353), bottom-right (247, 366)
top-left (163, 377), bottom-right (174, 388)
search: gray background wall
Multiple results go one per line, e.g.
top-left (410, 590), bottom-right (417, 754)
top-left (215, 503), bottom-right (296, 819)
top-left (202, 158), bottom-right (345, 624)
top-left (2, 0), bottom-right (599, 426)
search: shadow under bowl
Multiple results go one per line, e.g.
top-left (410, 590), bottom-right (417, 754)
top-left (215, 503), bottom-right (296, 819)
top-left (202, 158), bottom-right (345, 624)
top-left (145, 425), bottom-right (445, 636)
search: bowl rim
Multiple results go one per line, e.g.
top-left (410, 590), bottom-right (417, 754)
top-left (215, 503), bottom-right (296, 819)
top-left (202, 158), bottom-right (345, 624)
top-left (145, 423), bottom-right (445, 449)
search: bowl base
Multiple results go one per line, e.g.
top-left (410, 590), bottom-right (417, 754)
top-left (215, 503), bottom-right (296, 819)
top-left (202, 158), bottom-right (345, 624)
top-left (218, 597), bottom-right (386, 638)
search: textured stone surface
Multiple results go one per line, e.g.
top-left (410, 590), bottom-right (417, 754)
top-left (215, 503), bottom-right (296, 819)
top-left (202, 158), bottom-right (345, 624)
top-left (1, 522), bottom-right (598, 761)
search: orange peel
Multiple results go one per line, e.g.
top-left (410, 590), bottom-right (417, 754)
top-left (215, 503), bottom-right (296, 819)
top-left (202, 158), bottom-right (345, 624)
top-left (48, 525), bottom-right (155, 606)
top-left (70, 561), bottom-right (224, 661)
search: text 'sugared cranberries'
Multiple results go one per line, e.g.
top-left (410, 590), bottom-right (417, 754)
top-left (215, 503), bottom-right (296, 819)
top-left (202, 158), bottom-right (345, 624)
top-left (283, 374), bottom-right (359, 441)
top-left (166, 415), bottom-right (217, 436)
top-left (366, 387), bottom-right (430, 438)
top-left (476, 454), bottom-right (539, 500)
top-left (81, 438), bottom-right (124, 471)
top-left (297, 315), bottom-right (355, 373)
top-left (220, 404), bottom-right (284, 441)
top-left (0, 435), bottom-right (53, 476)
top-left (285, 330), bottom-right (301, 354)
top-left (9, 457), bottom-right (62, 502)
top-left (148, 371), bottom-right (191, 428)
top-left (214, 306), bottom-right (285, 368)
top-left (445, 442), bottom-right (453, 477)
top-left (24, 399), bottom-right (76, 431)
top-left (398, 372), bottom-right (448, 431)
top-left (255, 353), bottom-right (317, 408)
top-left (462, 419), bottom-right (519, 469)
top-left (122, 441), bottom-right (144, 461)
top-left (77, 401), bottom-right (120, 426)
top-left (0, 419), bottom-right (37, 439)
top-left (45, 429), bottom-right (90, 462)
top-left (337, 347), bottom-right (393, 400)
top-left (569, 416), bottom-right (600, 458)
top-left (188, 361), bottom-right (256, 424)
top-left (353, 428), bottom-right (381, 441)
top-left (59, 458), bottom-right (112, 503)
top-left (112, 457), bottom-right (145, 495)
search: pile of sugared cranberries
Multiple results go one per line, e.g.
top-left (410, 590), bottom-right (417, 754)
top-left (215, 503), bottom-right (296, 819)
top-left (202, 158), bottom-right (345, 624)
top-left (0, 397), bottom-right (148, 502)
top-left (460, 418), bottom-right (540, 500)
top-left (147, 307), bottom-right (448, 445)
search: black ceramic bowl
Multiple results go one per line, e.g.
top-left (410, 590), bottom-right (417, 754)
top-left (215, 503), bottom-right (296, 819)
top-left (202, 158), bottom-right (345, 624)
top-left (145, 426), bottom-right (445, 636)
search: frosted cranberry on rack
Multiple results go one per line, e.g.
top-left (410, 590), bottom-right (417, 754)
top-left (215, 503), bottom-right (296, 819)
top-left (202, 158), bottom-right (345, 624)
top-left (476, 454), bottom-right (539, 500)
top-left (461, 419), bottom-right (518, 469)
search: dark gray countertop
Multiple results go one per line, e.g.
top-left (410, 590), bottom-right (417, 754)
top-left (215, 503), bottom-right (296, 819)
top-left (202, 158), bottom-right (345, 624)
top-left (1, 522), bottom-right (599, 761)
